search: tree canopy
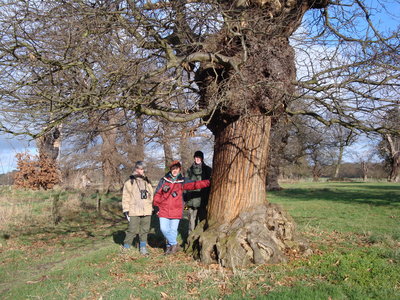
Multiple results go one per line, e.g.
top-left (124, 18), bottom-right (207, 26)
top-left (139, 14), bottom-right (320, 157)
top-left (0, 0), bottom-right (398, 137)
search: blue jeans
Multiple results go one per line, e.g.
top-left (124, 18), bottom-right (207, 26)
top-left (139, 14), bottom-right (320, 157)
top-left (159, 217), bottom-right (180, 246)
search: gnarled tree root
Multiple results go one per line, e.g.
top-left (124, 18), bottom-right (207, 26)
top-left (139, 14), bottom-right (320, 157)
top-left (185, 203), bottom-right (311, 268)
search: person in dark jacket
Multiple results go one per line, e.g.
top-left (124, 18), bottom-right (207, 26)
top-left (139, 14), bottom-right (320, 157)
top-left (153, 160), bottom-right (210, 255)
top-left (185, 151), bottom-right (212, 233)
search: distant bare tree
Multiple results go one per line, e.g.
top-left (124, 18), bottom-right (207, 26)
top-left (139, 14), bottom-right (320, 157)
top-left (266, 117), bottom-right (290, 191)
top-left (378, 107), bottom-right (400, 182)
top-left (36, 125), bottom-right (62, 162)
top-left (307, 138), bottom-right (331, 181)
top-left (329, 125), bottom-right (357, 178)
top-left (119, 114), bottom-right (146, 169)
top-left (99, 111), bottom-right (123, 192)
top-left (357, 150), bottom-right (376, 182)
top-left (179, 133), bottom-right (192, 172)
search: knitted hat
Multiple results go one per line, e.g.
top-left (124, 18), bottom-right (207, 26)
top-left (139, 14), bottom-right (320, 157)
top-left (169, 160), bottom-right (182, 169)
top-left (134, 161), bottom-right (146, 170)
top-left (193, 150), bottom-right (204, 160)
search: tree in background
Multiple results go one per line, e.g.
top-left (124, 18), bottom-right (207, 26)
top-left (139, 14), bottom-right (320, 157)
top-left (302, 125), bottom-right (332, 181)
top-left (329, 125), bottom-right (357, 179)
top-left (378, 107), bottom-right (400, 182)
top-left (1, 1), bottom-right (399, 266)
top-left (266, 116), bottom-right (290, 191)
top-left (352, 148), bottom-right (377, 182)
top-left (59, 109), bottom-right (148, 190)
top-left (98, 111), bottom-right (123, 192)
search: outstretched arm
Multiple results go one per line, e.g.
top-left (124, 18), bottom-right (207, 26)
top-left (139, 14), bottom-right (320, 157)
top-left (183, 179), bottom-right (210, 191)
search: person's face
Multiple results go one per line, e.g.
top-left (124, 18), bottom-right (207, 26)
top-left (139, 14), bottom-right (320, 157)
top-left (135, 168), bottom-right (145, 176)
top-left (194, 157), bottom-right (202, 165)
top-left (170, 165), bottom-right (181, 177)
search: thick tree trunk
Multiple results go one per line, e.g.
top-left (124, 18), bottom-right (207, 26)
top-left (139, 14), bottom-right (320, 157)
top-left (208, 115), bottom-right (270, 224)
top-left (186, 115), bottom-right (310, 267)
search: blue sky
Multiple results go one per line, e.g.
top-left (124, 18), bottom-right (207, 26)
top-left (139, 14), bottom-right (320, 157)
top-left (0, 133), bottom-right (36, 174)
top-left (374, 0), bottom-right (400, 30)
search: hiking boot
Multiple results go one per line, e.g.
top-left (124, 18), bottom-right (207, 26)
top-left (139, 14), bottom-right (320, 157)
top-left (140, 247), bottom-right (149, 256)
top-left (165, 245), bottom-right (172, 255)
top-left (170, 244), bottom-right (179, 254)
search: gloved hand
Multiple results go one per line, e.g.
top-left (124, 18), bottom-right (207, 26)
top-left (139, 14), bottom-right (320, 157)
top-left (162, 185), bottom-right (170, 193)
top-left (124, 211), bottom-right (130, 222)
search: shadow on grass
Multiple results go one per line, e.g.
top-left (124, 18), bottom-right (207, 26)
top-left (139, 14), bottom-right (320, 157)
top-left (111, 214), bottom-right (190, 249)
top-left (270, 183), bottom-right (400, 207)
top-left (112, 230), bottom-right (126, 245)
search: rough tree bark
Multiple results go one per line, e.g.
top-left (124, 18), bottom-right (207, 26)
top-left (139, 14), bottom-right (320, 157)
top-left (186, 0), bottom-right (328, 267)
top-left (209, 115), bottom-right (271, 224)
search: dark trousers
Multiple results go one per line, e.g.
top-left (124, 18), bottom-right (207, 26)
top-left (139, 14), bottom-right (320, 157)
top-left (188, 207), bottom-right (207, 232)
top-left (124, 215), bottom-right (151, 245)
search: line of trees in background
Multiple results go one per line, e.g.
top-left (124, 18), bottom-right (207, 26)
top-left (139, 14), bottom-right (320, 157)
top-left (267, 106), bottom-right (400, 189)
top-left (2, 106), bottom-right (397, 188)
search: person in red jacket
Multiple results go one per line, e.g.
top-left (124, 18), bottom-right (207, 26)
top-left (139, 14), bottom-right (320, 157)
top-left (153, 160), bottom-right (210, 255)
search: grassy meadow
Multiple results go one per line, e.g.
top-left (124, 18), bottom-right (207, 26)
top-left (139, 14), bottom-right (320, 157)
top-left (0, 182), bottom-right (399, 299)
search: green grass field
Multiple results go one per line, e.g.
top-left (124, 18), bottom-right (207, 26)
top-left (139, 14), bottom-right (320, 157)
top-left (0, 182), bottom-right (399, 299)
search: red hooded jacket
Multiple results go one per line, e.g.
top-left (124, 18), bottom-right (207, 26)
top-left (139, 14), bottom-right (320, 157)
top-left (153, 173), bottom-right (210, 219)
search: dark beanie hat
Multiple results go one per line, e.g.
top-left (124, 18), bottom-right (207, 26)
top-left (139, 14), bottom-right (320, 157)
top-left (194, 151), bottom-right (204, 160)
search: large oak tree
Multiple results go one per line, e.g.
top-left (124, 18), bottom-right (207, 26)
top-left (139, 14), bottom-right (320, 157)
top-left (1, 0), bottom-right (399, 266)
